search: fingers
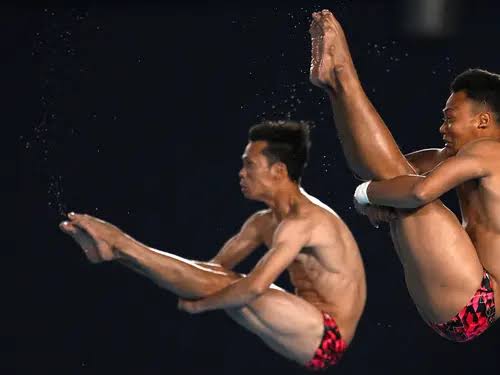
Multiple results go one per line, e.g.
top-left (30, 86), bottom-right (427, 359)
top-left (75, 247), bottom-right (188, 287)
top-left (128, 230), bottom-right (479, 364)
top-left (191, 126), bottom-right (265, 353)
top-left (353, 201), bottom-right (369, 215)
top-left (367, 214), bottom-right (380, 229)
top-left (178, 299), bottom-right (187, 311)
top-left (178, 299), bottom-right (193, 313)
top-left (366, 207), bottom-right (399, 228)
top-left (379, 208), bottom-right (398, 222)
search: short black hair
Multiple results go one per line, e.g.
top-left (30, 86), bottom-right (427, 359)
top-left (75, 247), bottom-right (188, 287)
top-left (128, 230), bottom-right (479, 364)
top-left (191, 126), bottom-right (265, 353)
top-left (451, 68), bottom-right (500, 121)
top-left (248, 120), bottom-right (312, 183)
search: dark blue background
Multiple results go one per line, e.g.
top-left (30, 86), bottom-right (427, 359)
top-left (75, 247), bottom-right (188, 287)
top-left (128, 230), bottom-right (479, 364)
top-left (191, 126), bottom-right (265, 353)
top-left (14, 1), bottom-right (500, 373)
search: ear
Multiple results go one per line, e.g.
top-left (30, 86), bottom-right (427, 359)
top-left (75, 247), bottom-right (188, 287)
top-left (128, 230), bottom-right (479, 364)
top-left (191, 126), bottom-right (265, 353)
top-left (478, 112), bottom-right (491, 129)
top-left (271, 162), bottom-right (288, 179)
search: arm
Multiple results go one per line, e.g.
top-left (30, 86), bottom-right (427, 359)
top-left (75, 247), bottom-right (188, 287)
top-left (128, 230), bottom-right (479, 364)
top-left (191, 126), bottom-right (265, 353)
top-left (183, 218), bottom-right (310, 313)
top-left (364, 141), bottom-right (493, 208)
top-left (405, 148), bottom-right (448, 175)
top-left (209, 210), bottom-right (269, 270)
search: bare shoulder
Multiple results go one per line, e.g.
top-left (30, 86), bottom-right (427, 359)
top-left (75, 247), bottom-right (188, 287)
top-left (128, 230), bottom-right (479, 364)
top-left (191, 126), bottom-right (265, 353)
top-left (248, 209), bottom-right (273, 226)
top-left (300, 188), bottom-right (340, 217)
top-left (238, 209), bottom-right (274, 239)
top-left (456, 139), bottom-right (500, 178)
top-left (298, 191), bottom-right (347, 234)
top-left (295, 194), bottom-right (356, 253)
top-left (459, 138), bottom-right (500, 156)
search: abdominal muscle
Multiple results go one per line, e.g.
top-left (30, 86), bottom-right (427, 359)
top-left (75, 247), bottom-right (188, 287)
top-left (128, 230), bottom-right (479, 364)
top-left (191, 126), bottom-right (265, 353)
top-left (287, 258), bottom-right (363, 344)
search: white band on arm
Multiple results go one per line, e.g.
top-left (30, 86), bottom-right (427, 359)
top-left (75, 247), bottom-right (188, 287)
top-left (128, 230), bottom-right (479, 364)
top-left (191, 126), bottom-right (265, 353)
top-left (354, 181), bottom-right (372, 205)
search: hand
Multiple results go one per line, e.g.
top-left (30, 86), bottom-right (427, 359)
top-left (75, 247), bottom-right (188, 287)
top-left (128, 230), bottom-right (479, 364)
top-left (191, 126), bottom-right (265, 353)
top-left (178, 298), bottom-right (206, 314)
top-left (354, 201), bottom-right (397, 228)
top-left (59, 212), bottom-right (126, 263)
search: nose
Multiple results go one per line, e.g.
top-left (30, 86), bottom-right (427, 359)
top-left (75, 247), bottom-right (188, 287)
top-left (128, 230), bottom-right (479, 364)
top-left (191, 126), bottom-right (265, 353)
top-left (439, 123), bottom-right (446, 135)
top-left (239, 168), bottom-right (245, 178)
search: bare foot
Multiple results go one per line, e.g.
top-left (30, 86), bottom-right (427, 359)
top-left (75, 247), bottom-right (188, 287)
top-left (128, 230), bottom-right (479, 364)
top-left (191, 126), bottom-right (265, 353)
top-left (59, 212), bottom-right (123, 263)
top-left (309, 10), bottom-right (357, 91)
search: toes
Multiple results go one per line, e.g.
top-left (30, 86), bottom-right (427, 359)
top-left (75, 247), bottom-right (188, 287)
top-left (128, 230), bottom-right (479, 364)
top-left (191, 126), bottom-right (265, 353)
top-left (67, 212), bottom-right (85, 225)
top-left (68, 212), bottom-right (90, 222)
top-left (67, 212), bottom-right (94, 232)
top-left (59, 221), bottom-right (77, 234)
top-left (321, 9), bottom-right (333, 19)
top-left (309, 20), bottom-right (324, 37)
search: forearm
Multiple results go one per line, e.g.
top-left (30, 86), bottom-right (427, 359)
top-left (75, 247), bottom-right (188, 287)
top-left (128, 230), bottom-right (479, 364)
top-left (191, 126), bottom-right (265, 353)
top-left (367, 175), bottom-right (427, 208)
top-left (196, 278), bottom-right (263, 312)
top-left (209, 254), bottom-right (239, 270)
top-left (210, 235), bottom-right (258, 270)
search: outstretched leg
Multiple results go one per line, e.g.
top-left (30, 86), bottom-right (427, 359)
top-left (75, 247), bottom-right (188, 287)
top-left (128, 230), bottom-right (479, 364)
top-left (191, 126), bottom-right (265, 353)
top-left (60, 216), bottom-right (324, 364)
top-left (310, 10), bottom-right (484, 325)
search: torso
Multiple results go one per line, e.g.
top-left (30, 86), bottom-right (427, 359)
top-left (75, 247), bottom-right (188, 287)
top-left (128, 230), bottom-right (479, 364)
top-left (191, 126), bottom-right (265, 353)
top-left (260, 191), bottom-right (366, 343)
top-left (400, 141), bottom-right (500, 321)
top-left (457, 160), bottom-right (500, 315)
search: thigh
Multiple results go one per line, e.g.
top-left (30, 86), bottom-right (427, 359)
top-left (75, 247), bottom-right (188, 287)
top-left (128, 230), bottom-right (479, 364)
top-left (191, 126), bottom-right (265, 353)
top-left (390, 200), bottom-right (484, 321)
top-left (226, 288), bottom-right (325, 364)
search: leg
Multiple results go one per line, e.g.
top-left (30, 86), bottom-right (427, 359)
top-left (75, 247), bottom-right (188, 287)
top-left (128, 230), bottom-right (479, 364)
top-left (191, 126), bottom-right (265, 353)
top-left (121, 254), bottom-right (325, 364)
top-left (226, 290), bottom-right (325, 364)
top-left (310, 11), bottom-right (484, 324)
top-left (61, 221), bottom-right (325, 364)
top-left (59, 216), bottom-right (240, 299)
top-left (310, 10), bottom-right (414, 180)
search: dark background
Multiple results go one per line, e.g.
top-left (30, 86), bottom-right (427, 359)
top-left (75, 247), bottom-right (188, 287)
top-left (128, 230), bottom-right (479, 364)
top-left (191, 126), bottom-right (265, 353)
top-left (13, 0), bottom-right (500, 374)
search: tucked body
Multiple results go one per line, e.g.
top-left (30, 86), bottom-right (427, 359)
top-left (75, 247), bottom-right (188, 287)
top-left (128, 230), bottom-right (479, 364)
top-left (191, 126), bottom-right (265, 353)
top-left (61, 121), bottom-right (366, 369)
top-left (310, 9), bottom-right (498, 341)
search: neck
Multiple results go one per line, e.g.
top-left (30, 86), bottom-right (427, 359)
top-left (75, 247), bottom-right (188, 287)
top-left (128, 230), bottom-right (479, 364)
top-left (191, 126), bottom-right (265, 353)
top-left (262, 183), bottom-right (304, 221)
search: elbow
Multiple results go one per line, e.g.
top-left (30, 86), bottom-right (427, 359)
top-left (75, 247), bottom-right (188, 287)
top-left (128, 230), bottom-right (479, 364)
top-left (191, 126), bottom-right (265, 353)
top-left (249, 282), bottom-right (268, 297)
top-left (411, 184), bottom-right (433, 207)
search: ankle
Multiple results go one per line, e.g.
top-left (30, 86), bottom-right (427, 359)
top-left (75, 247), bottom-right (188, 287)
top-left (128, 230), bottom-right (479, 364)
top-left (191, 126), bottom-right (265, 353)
top-left (323, 66), bottom-right (362, 98)
top-left (113, 233), bottom-right (139, 260)
top-left (335, 66), bottom-right (362, 93)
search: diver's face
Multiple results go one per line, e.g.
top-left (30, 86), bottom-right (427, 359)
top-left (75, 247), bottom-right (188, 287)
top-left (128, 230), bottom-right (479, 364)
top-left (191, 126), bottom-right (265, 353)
top-left (239, 141), bottom-right (275, 200)
top-left (440, 91), bottom-right (484, 155)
